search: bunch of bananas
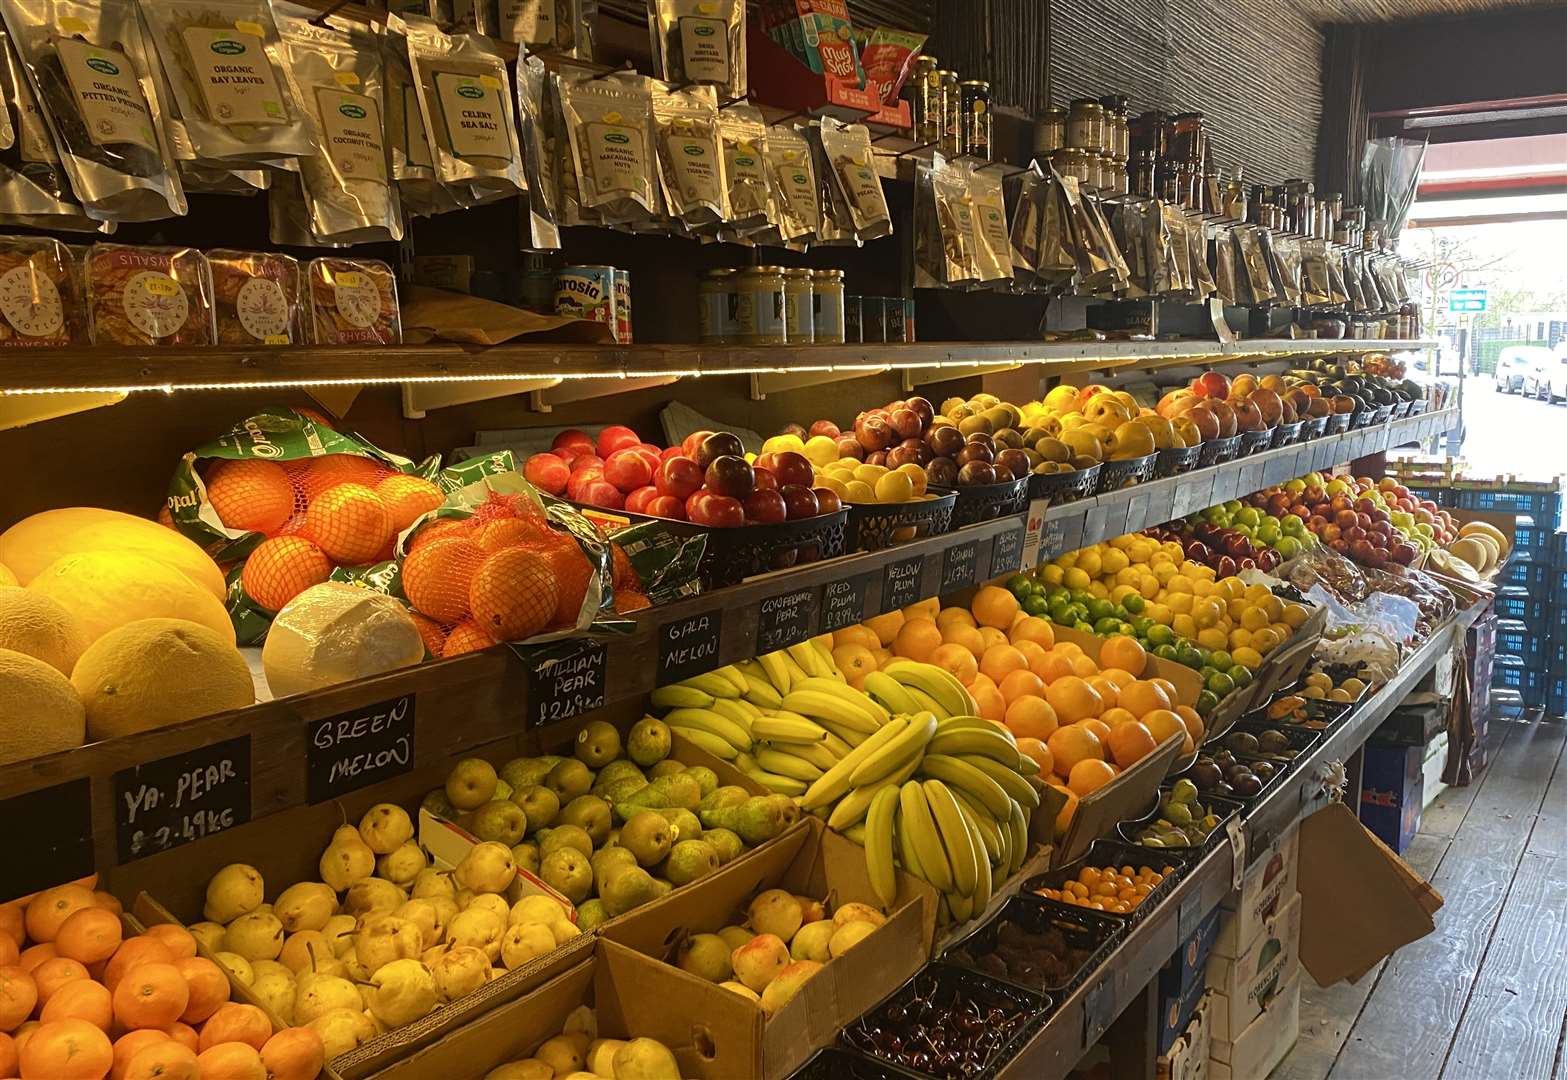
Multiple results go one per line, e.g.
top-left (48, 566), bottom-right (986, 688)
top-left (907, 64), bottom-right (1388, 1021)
top-left (652, 644), bottom-right (1042, 927)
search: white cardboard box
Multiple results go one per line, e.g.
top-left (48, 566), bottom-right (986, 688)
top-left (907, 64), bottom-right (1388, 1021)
top-left (1206, 891), bottom-right (1301, 1042)
top-left (1208, 972), bottom-right (1301, 1080)
top-left (1217, 819), bottom-right (1299, 957)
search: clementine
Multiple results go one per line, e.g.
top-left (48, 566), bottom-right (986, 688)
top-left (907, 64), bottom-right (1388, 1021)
top-left (112, 963), bottom-right (188, 1031)
top-left (195, 1041), bottom-right (266, 1080)
top-left (197, 1004), bottom-right (271, 1052)
top-left (17, 1018), bottom-right (111, 1080)
top-left (997, 668), bottom-right (1045, 705)
top-left (1004, 697), bottom-right (1058, 741)
top-left (892, 617), bottom-right (941, 662)
top-left (971, 585), bottom-right (1020, 629)
top-left (0, 966), bottom-right (37, 1030)
top-left (24, 886), bottom-right (95, 944)
top-left (40, 979), bottom-right (111, 1032)
top-left (1099, 635), bottom-right (1147, 677)
top-left (1044, 676), bottom-right (1103, 723)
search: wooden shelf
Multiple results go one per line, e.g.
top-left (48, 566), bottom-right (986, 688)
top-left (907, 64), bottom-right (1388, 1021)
top-left (0, 406), bottom-right (1454, 900)
top-left (0, 340), bottom-right (1439, 396)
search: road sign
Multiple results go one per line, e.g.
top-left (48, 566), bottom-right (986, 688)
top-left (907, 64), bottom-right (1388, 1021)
top-left (1448, 288), bottom-right (1487, 313)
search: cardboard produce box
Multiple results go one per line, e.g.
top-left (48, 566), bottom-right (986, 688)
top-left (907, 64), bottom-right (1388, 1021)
top-left (1215, 819), bottom-right (1299, 957)
top-left (1206, 891), bottom-right (1300, 1043)
top-left (601, 816), bottom-right (938, 1079)
top-left (368, 939), bottom-right (761, 1080)
top-left (1207, 972), bottom-right (1300, 1080)
top-left (1358, 743), bottom-right (1424, 853)
top-left (1158, 990), bottom-right (1213, 1080)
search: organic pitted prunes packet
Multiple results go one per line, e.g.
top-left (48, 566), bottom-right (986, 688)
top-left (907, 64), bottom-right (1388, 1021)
top-left (137, 0), bottom-right (310, 164)
top-left (765, 122), bottom-right (816, 244)
top-left (276, 6), bottom-right (401, 244)
top-left (406, 16), bottom-right (524, 203)
top-left (0, 24), bottom-right (105, 230)
top-left (0, 0), bottom-right (186, 221)
top-left (966, 163), bottom-right (1012, 284)
top-left (914, 155), bottom-right (975, 288)
top-left (560, 69), bottom-right (658, 228)
top-left (815, 115), bottom-right (889, 240)
top-left (651, 80), bottom-right (725, 232)
top-left (648, 0), bottom-right (744, 101)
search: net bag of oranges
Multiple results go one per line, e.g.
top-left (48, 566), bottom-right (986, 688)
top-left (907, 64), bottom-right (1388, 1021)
top-left (388, 470), bottom-right (650, 659)
top-left (166, 407), bottom-right (510, 642)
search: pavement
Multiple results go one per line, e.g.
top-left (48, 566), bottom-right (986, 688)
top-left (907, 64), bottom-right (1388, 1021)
top-left (1446, 378), bottom-right (1567, 482)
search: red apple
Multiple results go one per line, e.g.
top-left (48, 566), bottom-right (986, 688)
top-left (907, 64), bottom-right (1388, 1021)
top-left (753, 466), bottom-right (779, 492)
top-left (552, 428), bottom-right (594, 454)
top-left (571, 454), bottom-right (604, 474)
top-left (682, 430), bottom-right (715, 458)
top-left (646, 494), bottom-right (685, 519)
top-left (625, 486), bottom-right (659, 514)
top-left (704, 455), bottom-right (755, 499)
top-left (597, 425), bottom-right (640, 458)
top-left (1192, 371), bottom-right (1231, 399)
top-left (808, 420), bottom-right (841, 439)
top-left (660, 445), bottom-right (687, 462)
top-left (743, 489), bottom-right (788, 524)
top-left (768, 451), bottom-right (813, 489)
top-left (956, 442), bottom-right (994, 466)
top-left (696, 432), bottom-right (744, 470)
top-left (580, 479), bottom-right (624, 509)
top-left (604, 448), bottom-right (654, 493)
top-left (703, 495), bottom-right (745, 528)
top-left (524, 453), bottom-right (570, 495)
top-left (813, 487), bottom-right (842, 513)
top-left (656, 456), bottom-right (704, 499)
top-left (685, 491), bottom-right (711, 523)
top-left (835, 436), bottom-right (865, 461)
top-left (927, 425), bottom-right (964, 457)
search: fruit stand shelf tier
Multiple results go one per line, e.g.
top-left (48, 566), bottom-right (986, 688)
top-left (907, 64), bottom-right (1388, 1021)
top-left (994, 599), bottom-right (1486, 1080)
top-left (0, 340), bottom-right (1441, 395)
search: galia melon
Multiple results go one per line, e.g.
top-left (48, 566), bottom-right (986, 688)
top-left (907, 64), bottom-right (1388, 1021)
top-left (262, 582), bottom-right (424, 699)
top-left (0, 561), bottom-right (15, 587)
top-left (0, 507), bottom-right (226, 599)
top-left (1458, 521), bottom-right (1510, 558)
top-left (0, 647), bottom-right (85, 764)
top-left (27, 551), bottom-right (236, 646)
top-left (71, 618), bottom-right (254, 740)
top-left (1449, 537), bottom-right (1489, 573)
top-left (0, 586), bottom-right (88, 674)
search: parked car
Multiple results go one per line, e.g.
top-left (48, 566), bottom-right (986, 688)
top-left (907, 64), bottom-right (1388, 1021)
top-left (1494, 346), bottom-right (1553, 395)
top-left (1545, 347), bottom-right (1567, 404)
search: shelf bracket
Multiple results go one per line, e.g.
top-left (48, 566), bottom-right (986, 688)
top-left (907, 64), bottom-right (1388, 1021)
top-left (401, 377), bottom-right (562, 419)
top-left (527, 374), bottom-right (682, 413)
top-left (749, 366), bottom-right (889, 400)
top-left (901, 362), bottom-right (1022, 393)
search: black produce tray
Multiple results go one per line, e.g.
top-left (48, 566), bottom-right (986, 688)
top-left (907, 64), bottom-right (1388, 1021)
top-left (1410, 399), bottom-right (1429, 415)
top-left (1022, 837), bottom-right (1193, 927)
top-left (841, 963), bottom-right (1050, 1080)
top-left (942, 894), bottom-right (1123, 1000)
top-left (1095, 452), bottom-right (1159, 493)
top-left (1372, 403), bottom-right (1395, 424)
top-left (1350, 407), bottom-right (1377, 430)
top-left (1225, 720), bottom-right (1325, 766)
top-left (1270, 421), bottom-right (1305, 448)
top-left (789, 1048), bottom-right (914, 1080)
top-left (933, 476), bottom-right (1030, 528)
top-left (1244, 695), bottom-right (1354, 732)
top-left (1156, 445), bottom-right (1203, 478)
top-left (1198, 434), bottom-right (1243, 466)
top-left (1167, 751), bottom-right (1290, 808)
top-left (1116, 792), bottom-right (1244, 855)
top-left (1239, 430), bottom-right (1274, 457)
top-left (1325, 413), bottom-right (1352, 434)
top-left (1028, 463), bottom-right (1100, 503)
top-left (844, 491), bottom-right (956, 553)
top-left (1393, 399), bottom-right (1414, 418)
top-left (1299, 416), bottom-right (1329, 439)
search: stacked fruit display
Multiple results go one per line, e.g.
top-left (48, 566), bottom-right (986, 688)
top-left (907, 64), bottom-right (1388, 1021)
top-left (1280, 357), bottom-right (1423, 416)
top-left (0, 876), bottom-right (323, 1079)
top-left (1006, 385), bottom-right (1179, 472)
top-left (1239, 473), bottom-right (1432, 569)
top-left (477, 1009), bottom-right (681, 1078)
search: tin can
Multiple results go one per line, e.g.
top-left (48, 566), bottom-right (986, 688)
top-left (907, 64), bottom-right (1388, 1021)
top-left (554, 265), bottom-right (617, 327)
top-left (907, 56), bottom-right (940, 146)
top-left (613, 268), bottom-right (632, 344)
top-left (937, 70), bottom-right (960, 156)
top-left (884, 297), bottom-right (913, 343)
top-left (520, 267), bottom-right (558, 314)
top-left (858, 296), bottom-right (885, 343)
top-left (960, 79), bottom-right (991, 159)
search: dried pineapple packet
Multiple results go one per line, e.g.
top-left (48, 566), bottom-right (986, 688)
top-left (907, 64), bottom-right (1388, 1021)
top-left (0, 0), bottom-right (186, 221)
top-left (86, 242), bottom-right (213, 346)
top-left (815, 115), bottom-right (890, 240)
top-left (137, 0), bottom-right (311, 163)
top-left (559, 69), bottom-right (658, 228)
top-left (765, 122), bottom-right (817, 244)
top-left (404, 16), bottom-right (523, 203)
top-left (651, 80), bottom-right (726, 231)
top-left (208, 248), bottom-right (300, 344)
top-left (307, 255), bottom-right (400, 345)
top-left (0, 234), bottom-right (82, 345)
top-left (276, 5), bottom-right (401, 244)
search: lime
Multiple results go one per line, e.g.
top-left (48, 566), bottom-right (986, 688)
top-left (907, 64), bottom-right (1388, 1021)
top-left (1230, 665), bottom-right (1254, 688)
top-left (1146, 624), bottom-right (1175, 647)
top-left (1154, 643), bottom-right (1180, 661)
top-left (1007, 574), bottom-right (1031, 598)
top-left (1131, 617), bottom-right (1155, 636)
top-left (1049, 601), bottom-right (1072, 623)
top-left (1074, 620), bottom-right (1096, 634)
top-left (1199, 665), bottom-right (1218, 683)
top-left (1086, 598), bottom-right (1114, 622)
top-left (1206, 671), bottom-right (1236, 696)
top-left (1069, 589), bottom-right (1092, 606)
top-left (1047, 587), bottom-right (1071, 605)
top-left (1176, 643), bottom-right (1203, 668)
top-left (1118, 622), bottom-right (1136, 636)
top-left (1121, 593), bottom-right (1146, 615)
top-left (1024, 594), bottom-right (1050, 616)
top-left (1094, 616), bottom-right (1123, 636)
top-left (1208, 649), bottom-right (1234, 672)
top-left (1196, 689), bottom-right (1220, 715)
top-left (1066, 603), bottom-right (1090, 624)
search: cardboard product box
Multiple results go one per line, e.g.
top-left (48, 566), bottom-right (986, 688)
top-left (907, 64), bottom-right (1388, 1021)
top-left (1161, 905), bottom-right (1222, 1001)
top-left (1359, 743), bottom-right (1423, 854)
top-left (1422, 733), bottom-right (1449, 809)
top-left (1216, 819), bottom-right (1298, 957)
top-left (1158, 967), bottom-right (1208, 1057)
top-left (367, 939), bottom-right (762, 1080)
top-left (1158, 990), bottom-right (1213, 1080)
top-left (1206, 891), bottom-right (1301, 1043)
top-left (1207, 972), bottom-right (1301, 1080)
top-left (601, 816), bottom-right (938, 1079)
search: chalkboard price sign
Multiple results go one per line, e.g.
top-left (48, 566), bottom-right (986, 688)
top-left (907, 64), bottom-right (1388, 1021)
top-left (940, 540), bottom-right (980, 593)
top-left (657, 611), bottom-right (722, 686)
top-left (757, 587), bottom-right (817, 652)
top-left (114, 736), bottom-right (251, 863)
top-left (307, 695), bottom-right (416, 804)
top-left (881, 556), bottom-right (923, 613)
top-left (1, 778), bottom-right (93, 903)
top-left (821, 573), bottom-right (871, 632)
top-left (529, 639), bottom-right (608, 727)
top-left (989, 524), bottom-right (1024, 579)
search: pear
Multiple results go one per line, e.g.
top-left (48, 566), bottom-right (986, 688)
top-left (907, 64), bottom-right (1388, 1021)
top-left (704, 828), bottom-right (743, 865)
top-left (368, 958), bottom-right (438, 1026)
top-left (600, 865), bottom-right (657, 917)
top-left (430, 944), bottom-right (490, 1001)
top-left (590, 847), bottom-right (638, 894)
top-left (539, 848), bottom-right (592, 904)
top-left (487, 1061), bottom-right (552, 1080)
top-left (377, 844), bottom-right (429, 886)
top-left (509, 895), bottom-right (568, 928)
top-left (832, 903), bottom-right (886, 929)
top-left (586, 1040), bottom-right (625, 1076)
top-left (748, 889), bottom-right (803, 941)
top-left (678, 933), bottom-right (732, 982)
top-left (619, 811), bottom-right (674, 867)
top-left (275, 882), bottom-right (338, 933)
top-left (538, 825), bottom-right (593, 859)
top-left (576, 899), bottom-right (610, 931)
top-left (683, 765), bottom-right (718, 797)
top-left (593, 760), bottom-right (646, 790)
top-left (663, 839), bottom-right (718, 887)
top-left (511, 841), bottom-right (540, 877)
top-left (699, 785), bottom-right (749, 813)
top-left (307, 1006), bottom-right (376, 1060)
top-left (446, 907), bottom-right (504, 960)
top-left (320, 825), bottom-right (376, 892)
top-left (204, 863), bottom-right (264, 923)
top-left (499, 757), bottom-right (553, 791)
top-left (719, 981), bottom-right (759, 1002)
top-left (829, 920), bottom-right (878, 957)
top-left (188, 921), bottom-right (225, 953)
top-left (594, 776), bottom-right (647, 805)
top-left (421, 787), bottom-right (456, 819)
top-left (294, 972), bottom-right (362, 1024)
top-left (761, 960), bottom-right (822, 1015)
top-left (224, 911), bottom-right (284, 962)
top-left (251, 969), bottom-right (296, 1024)
top-left (551, 921), bottom-right (581, 946)
top-left (699, 796), bottom-right (788, 846)
top-left (716, 925), bottom-right (753, 952)
top-left (731, 933), bottom-right (789, 992)
top-left (455, 841), bottom-right (516, 894)
top-left (500, 922), bottom-right (557, 969)
top-left (559, 795), bottom-right (612, 846)
top-left (321, 914), bottom-right (357, 955)
top-left (356, 914), bottom-right (423, 974)
top-left (626, 718), bottom-right (672, 767)
top-left (344, 878), bottom-right (406, 919)
top-left (215, 952), bottom-right (253, 984)
top-left (446, 758), bottom-right (499, 810)
top-left (536, 1035), bottom-right (585, 1077)
top-left (790, 920), bottom-right (834, 963)
top-left (358, 803), bottom-right (414, 854)
top-left (394, 899), bottom-right (444, 949)
top-left (465, 892), bottom-right (511, 923)
top-left (612, 1037), bottom-right (680, 1080)
top-left (545, 759), bottom-right (593, 801)
top-left (647, 759), bottom-right (684, 780)
top-left (654, 807), bottom-right (702, 843)
top-left (472, 800), bottom-right (529, 846)
top-left (410, 869), bottom-right (456, 902)
top-left (279, 930), bottom-right (335, 973)
top-left (574, 720), bottom-right (621, 767)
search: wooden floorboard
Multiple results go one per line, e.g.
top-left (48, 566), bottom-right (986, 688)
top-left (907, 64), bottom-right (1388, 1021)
top-left (1524, 720), bottom-right (1567, 860)
top-left (1324, 719), bottom-right (1567, 1080)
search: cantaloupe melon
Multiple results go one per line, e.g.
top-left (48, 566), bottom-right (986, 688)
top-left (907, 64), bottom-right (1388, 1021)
top-left (0, 508), bottom-right (226, 599)
top-left (0, 561), bottom-right (15, 587)
top-left (0, 647), bottom-right (85, 764)
top-left (1458, 521), bottom-right (1510, 558)
top-left (71, 619), bottom-right (255, 740)
top-left (262, 582), bottom-right (424, 699)
top-left (1449, 537), bottom-right (1490, 573)
top-left (0, 587), bottom-right (88, 675)
top-left (27, 551), bottom-right (236, 646)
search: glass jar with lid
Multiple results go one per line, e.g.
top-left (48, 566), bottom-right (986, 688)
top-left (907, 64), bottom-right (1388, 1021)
top-left (1033, 106), bottom-right (1067, 158)
top-left (1050, 147), bottom-right (1091, 185)
top-left (1130, 110), bottom-right (1169, 160)
top-left (1098, 94), bottom-right (1130, 160)
top-left (1082, 151), bottom-right (1105, 190)
top-left (906, 56), bottom-right (941, 145)
top-left (1170, 112), bottom-right (1206, 165)
top-left (783, 269), bottom-right (815, 343)
top-left (938, 70), bottom-right (961, 155)
top-left (1130, 150), bottom-right (1157, 198)
top-left (811, 269), bottom-right (845, 343)
top-left (1222, 166), bottom-right (1247, 221)
top-left (698, 269), bottom-right (737, 343)
top-left (1066, 98), bottom-right (1106, 153)
top-left (734, 266), bottom-right (787, 344)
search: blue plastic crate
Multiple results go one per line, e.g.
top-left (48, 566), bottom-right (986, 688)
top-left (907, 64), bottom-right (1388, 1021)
top-left (1496, 620), bottom-right (1547, 666)
top-left (1502, 556), bottom-right (1550, 591)
top-left (1493, 654), bottom-right (1549, 706)
top-left (1495, 586), bottom-right (1547, 626)
top-left (1550, 680), bottom-right (1567, 719)
top-left (1408, 486), bottom-right (1451, 508)
top-left (1511, 515), bottom-right (1548, 555)
top-left (1453, 486), bottom-right (1561, 526)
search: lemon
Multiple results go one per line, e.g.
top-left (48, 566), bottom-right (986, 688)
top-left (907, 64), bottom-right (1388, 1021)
top-left (1115, 566), bottom-right (1143, 588)
top-left (1253, 628), bottom-right (1282, 653)
top-left (1228, 628), bottom-right (1254, 651)
top-left (762, 433), bottom-right (806, 455)
top-left (1040, 565), bottom-right (1065, 587)
top-left (1194, 598), bottom-right (1223, 629)
top-left (853, 463), bottom-right (889, 484)
top-left (1244, 583), bottom-right (1272, 605)
top-left (1111, 584), bottom-right (1138, 605)
top-left (1239, 606), bottom-right (1268, 632)
top-left (1197, 627), bottom-right (1229, 651)
top-left (1054, 551), bottom-right (1078, 569)
top-left (1109, 533), bottom-right (1135, 550)
top-left (1167, 594), bottom-right (1194, 615)
top-left (1232, 646), bottom-right (1264, 669)
top-left (1302, 684), bottom-right (1326, 699)
top-left (1262, 596), bottom-right (1284, 623)
top-left (1191, 579), bottom-right (1216, 598)
top-left (1088, 581), bottom-right (1109, 599)
top-left (1145, 602), bottom-right (1173, 626)
top-left (843, 480), bottom-right (876, 503)
top-left (1128, 540), bottom-right (1156, 564)
top-left (874, 471), bottom-right (915, 503)
top-left (1100, 549), bottom-right (1130, 575)
top-left (1076, 550), bottom-right (1103, 577)
top-left (1168, 575), bottom-right (1194, 595)
top-left (802, 435), bottom-right (841, 466)
top-left (815, 474), bottom-right (848, 497)
top-left (1282, 603), bottom-right (1309, 628)
top-left (1172, 614), bottom-right (1197, 640)
top-left (1064, 567), bottom-right (1091, 591)
top-left (1139, 575), bottom-right (1161, 600)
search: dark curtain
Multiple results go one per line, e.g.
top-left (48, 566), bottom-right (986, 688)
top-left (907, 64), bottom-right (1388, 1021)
top-left (1317, 23), bottom-right (1371, 205)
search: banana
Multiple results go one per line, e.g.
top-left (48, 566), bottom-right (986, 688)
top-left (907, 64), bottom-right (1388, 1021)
top-left (849, 711), bottom-right (937, 788)
top-left (662, 708), bottom-right (752, 751)
top-left (746, 769), bottom-right (809, 796)
top-left (781, 689), bottom-right (881, 735)
top-left (786, 642), bottom-right (827, 679)
top-left (895, 808), bottom-right (924, 878)
top-left (714, 664), bottom-right (750, 695)
top-left (951, 790), bottom-right (1002, 863)
top-left (800, 717), bottom-right (909, 810)
top-left (923, 780), bottom-right (979, 897)
top-left (842, 822), bottom-right (867, 846)
top-left (710, 698), bottom-right (757, 733)
top-left (899, 780), bottom-right (953, 893)
top-left (958, 753), bottom-right (1041, 810)
top-left (884, 660), bottom-right (973, 719)
top-left (818, 720), bottom-right (867, 748)
top-left (966, 809), bottom-right (993, 911)
top-left (994, 808), bottom-right (1013, 876)
top-left (827, 780), bottom-right (890, 831)
top-left (732, 698), bottom-right (764, 720)
top-left (735, 751), bottom-right (760, 773)
top-left (682, 671), bottom-right (741, 699)
top-left (776, 740), bottom-right (839, 771)
top-left (650, 685), bottom-right (714, 710)
top-left (1014, 752), bottom-right (1040, 776)
top-left (670, 726), bottom-right (737, 759)
top-left (757, 652), bottom-right (793, 696)
top-left (865, 786), bottom-right (900, 907)
top-left (862, 671), bottom-right (922, 716)
top-left (936, 893), bottom-right (951, 927)
top-left (821, 731), bottom-right (855, 758)
top-left (936, 714), bottom-right (1015, 739)
top-left (928, 727), bottom-right (1022, 770)
top-left (756, 748), bottom-right (823, 782)
top-left (902, 685), bottom-right (950, 719)
top-left (947, 890), bottom-right (974, 923)
top-left (812, 637), bottom-right (843, 679)
top-left (778, 651), bottom-right (811, 687)
top-left (751, 713), bottom-right (828, 745)
top-left (1007, 801), bottom-right (1029, 877)
top-left (918, 754), bottom-right (1013, 820)
top-left (742, 675), bottom-right (784, 710)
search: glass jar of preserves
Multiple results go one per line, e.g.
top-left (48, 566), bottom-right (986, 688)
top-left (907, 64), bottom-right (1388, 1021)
top-left (906, 56), bottom-right (941, 146)
top-left (1130, 150), bottom-right (1157, 198)
top-left (1222, 166), bottom-right (1247, 221)
top-left (698, 269), bottom-right (737, 343)
top-left (1066, 98), bottom-right (1105, 153)
top-left (1080, 151), bottom-right (1102, 190)
top-left (938, 70), bottom-right (961, 155)
top-left (1099, 94), bottom-right (1129, 160)
top-left (1130, 110), bottom-right (1169, 160)
top-left (1283, 180), bottom-right (1314, 235)
top-left (810, 269), bottom-right (845, 343)
top-left (1051, 147), bottom-right (1090, 185)
top-left (734, 266), bottom-right (787, 344)
top-left (783, 269), bottom-right (815, 343)
top-left (1170, 112), bottom-right (1205, 165)
top-left (960, 80), bottom-right (992, 159)
top-left (1033, 106), bottom-right (1067, 158)
top-left (1110, 156), bottom-right (1128, 195)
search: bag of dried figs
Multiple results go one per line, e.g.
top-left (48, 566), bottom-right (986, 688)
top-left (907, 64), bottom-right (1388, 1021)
top-left (208, 248), bottom-right (300, 344)
top-left (0, 24), bottom-right (105, 231)
top-left (85, 242), bottom-right (213, 345)
top-left (0, 0), bottom-right (186, 221)
top-left (0, 234), bottom-right (83, 345)
top-left (307, 255), bottom-right (401, 345)
top-left (559, 69), bottom-right (659, 228)
top-left (137, 0), bottom-right (311, 164)
top-left (406, 17), bottom-right (524, 204)
top-left (648, 0), bottom-right (744, 101)
top-left (765, 122), bottom-right (816, 244)
top-left (651, 81), bottom-right (726, 231)
top-left (277, 5), bottom-right (401, 244)
top-left (815, 115), bottom-right (890, 240)
top-left (913, 155), bottom-right (975, 288)
top-left (966, 163), bottom-right (1012, 284)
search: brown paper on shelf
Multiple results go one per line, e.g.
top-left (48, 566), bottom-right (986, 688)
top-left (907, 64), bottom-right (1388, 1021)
top-left (401, 285), bottom-right (617, 345)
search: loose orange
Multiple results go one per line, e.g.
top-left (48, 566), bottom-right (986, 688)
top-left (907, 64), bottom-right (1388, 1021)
top-left (0, 905), bottom-right (22, 948)
top-left (1175, 705), bottom-right (1205, 745)
top-left (24, 886), bottom-right (95, 945)
top-left (972, 681), bottom-right (1007, 723)
top-left (1118, 680), bottom-right (1173, 718)
top-left (1087, 675), bottom-right (1120, 709)
top-left (123, 1041), bottom-right (198, 1080)
top-left (164, 1024), bottom-right (199, 1054)
top-left (1054, 789), bottom-right (1080, 838)
top-left (91, 894), bottom-right (121, 918)
top-left (197, 1005), bottom-right (271, 1053)
top-left (1054, 641), bottom-right (1084, 657)
top-left (1009, 616), bottom-right (1055, 649)
top-left (139, 927), bottom-right (195, 963)
top-left (103, 940), bottom-right (174, 992)
top-left (935, 607), bottom-right (976, 630)
top-left (40, 979), bottom-right (111, 1032)
top-left (1099, 636), bottom-right (1147, 677)
top-left (1004, 697), bottom-right (1058, 741)
top-left (1033, 650), bottom-right (1075, 684)
top-left (0, 1031), bottom-right (15, 1077)
top-left (997, 668), bottom-right (1045, 705)
top-left (902, 598), bottom-right (940, 622)
top-left (0, 966), bottom-right (37, 1031)
top-left (979, 644), bottom-right (1028, 684)
top-left (1081, 718), bottom-right (1112, 745)
top-left (1070, 653), bottom-right (1101, 678)
top-left (971, 586), bottom-right (1020, 629)
top-left (205, 460), bottom-right (294, 536)
top-left (1100, 667), bottom-right (1137, 690)
top-left (1068, 758), bottom-right (1117, 797)
top-left (1044, 676), bottom-right (1103, 723)
top-left (939, 621), bottom-right (984, 657)
top-left (173, 958), bottom-right (228, 1025)
top-left (1046, 724), bottom-right (1103, 778)
top-left (1016, 737), bottom-right (1052, 776)
top-left (1150, 678), bottom-right (1180, 705)
top-left (17, 945), bottom-right (54, 972)
top-left (54, 909), bottom-right (121, 967)
top-left (469, 547), bottom-right (559, 642)
top-left (112, 1030), bottom-right (170, 1079)
top-left (18, 1018), bottom-right (112, 1080)
top-left (928, 644), bottom-right (979, 686)
top-left (1142, 709), bottom-right (1186, 747)
top-left (195, 1041), bottom-right (266, 1080)
top-left (113, 963), bottom-right (187, 1032)
top-left (892, 617), bottom-right (942, 662)
top-left (375, 474), bottom-right (445, 532)
top-left (1099, 707), bottom-right (1137, 728)
top-left (1012, 639), bottom-right (1048, 671)
top-left (862, 610), bottom-right (904, 646)
top-left (259, 1028), bottom-right (325, 1080)
top-left (1106, 722), bottom-right (1158, 768)
top-left (0, 938), bottom-right (13, 967)
top-left (32, 958), bottom-right (88, 1008)
top-left (833, 625), bottom-right (880, 651)
top-left (977, 626), bottom-right (1008, 653)
top-left (831, 644), bottom-right (878, 684)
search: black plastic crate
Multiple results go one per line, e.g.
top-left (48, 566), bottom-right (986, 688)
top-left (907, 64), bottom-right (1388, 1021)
top-left (941, 895), bottom-right (1121, 1000)
top-left (1392, 399), bottom-right (1414, 418)
top-left (935, 477), bottom-right (1029, 528)
top-left (1116, 791), bottom-right (1243, 854)
top-left (844, 491), bottom-right (956, 553)
top-left (1349, 407), bottom-right (1377, 430)
top-left (1198, 434), bottom-right (1242, 466)
top-left (789, 1048), bottom-right (915, 1080)
top-left (1298, 416), bottom-right (1329, 440)
top-left (1166, 749), bottom-right (1288, 807)
top-left (1225, 719), bottom-right (1324, 765)
top-left (1270, 421), bottom-right (1305, 449)
top-left (1244, 695), bottom-right (1352, 732)
top-left (841, 964), bottom-right (1049, 1080)
top-left (1238, 429), bottom-right (1273, 457)
top-left (1372, 404), bottom-right (1394, 424)
top-left (1326, 413), bottom-right (1352, 435)
top-left (1155, 445), bottom-right (1203, 478)
top-left (1028, 463), bottom-right (1100, 504)
top-left (1022, 837), bottom-right (1192, 926)
top-left (1095, 452), bottom-right (1159, 493)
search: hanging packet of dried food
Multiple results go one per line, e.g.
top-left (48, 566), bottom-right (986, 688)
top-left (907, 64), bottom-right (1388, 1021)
top-left (859, 27), bottom-right (924, 105)
top-left (1034, 166), bottom-right (1078, 287)
top-left (648, 0), bottom-right (744, 101)
top-left (1266, 232), bottom-right (1303, 306)
top-left (498, 0), bottom-right (553, 48)
top-left (1343, 251), bottom-right (1367, 311)
top-left (1006, 165), bottom-right (1043, 286)
top-left (307, 255), bottom-right (401, 344)
top-left (913, 155), bottom-right (975, 288)
top-left (208, 248), bottom-right (300, 344)
top-left (1054, 173), bottom-right (1110, 288)
top-left (816, 115), bottom-right (890, 240)
top-left (449, 0), bottom-right (496, 37)
top-left (1111, 199), bottom-right (1150, 296)
top-left (1211, 224), bottom-right (1238, 305)
top-left (765, 122), bottom-right (816, 244)
top-left (1324, 247), bottom-right (1348, 305)
top-left (806, 120), bottom-right (851, 244)
top-left (1300, 238), bottom-right (1331, 305)
top-left (651, 81), bottom-right (725, 232)
top-left (0, 0), bottom-right (185, 220)
top-left (276, 7), bottom-right (401, 244)
top-left (1159, 203), bottom-right (1190, 297)
top-left (0, 234), bottom-right (83, 345)
top-left (559, 70), bottom-right (658, 227)
top-left (382, 13), bottom-right (462, 218)
top-left (1358, 254), bottom-right (1383, 312)
top-left (137, 0), bottom-right (311, 164)
top-left (0, 25), bottom-right (105, 230)
top-left (85, 242), bottom-right (213, 344)
top-left (406, 17), bottom-right (524, 203)
top-left (966, 163), bottom-right (1012, 284)
top-left (1185, 215), bottom-right (1216, 301)
top-left (716, 102), bottom-right (769, 234)
top-left (1232, 226), bottom-right (1273, 305)
top-left (1373, 256), bottom-right (1405, 306)
top-left (515, 51), bottom-right (558, 250)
